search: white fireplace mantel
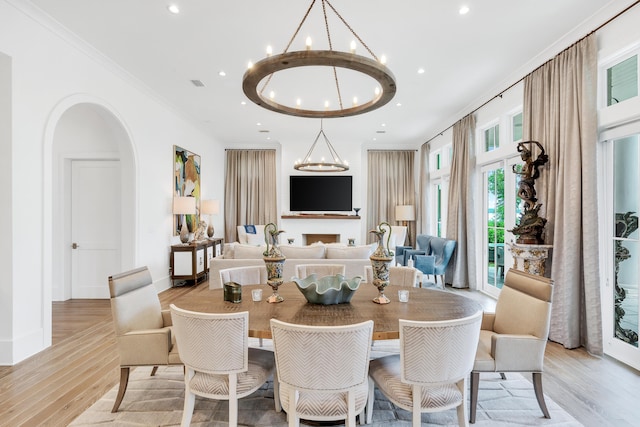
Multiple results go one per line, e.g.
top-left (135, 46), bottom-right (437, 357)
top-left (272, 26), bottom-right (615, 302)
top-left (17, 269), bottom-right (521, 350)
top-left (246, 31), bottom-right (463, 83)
top-left (280, 214), bottom-right (362, 245)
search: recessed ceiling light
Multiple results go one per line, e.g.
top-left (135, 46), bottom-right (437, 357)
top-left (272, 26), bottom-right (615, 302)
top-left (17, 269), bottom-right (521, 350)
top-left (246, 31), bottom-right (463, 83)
top-left (381, 123), bottom-right (386, 127)
top-left (218, 70), bottom-right (226, 77)
top-left (168, 4), bottom-right (180, 14)
top-left (459, 6), bottom-right (470, 15)
top-left (396, 102), bottom-right (402, 107)
top-left (256, 122), bottom-right (262, 126)
top-left (418, 68), bottom-right (425, 74)
top-left (241, 101), bottom-right (246, 105)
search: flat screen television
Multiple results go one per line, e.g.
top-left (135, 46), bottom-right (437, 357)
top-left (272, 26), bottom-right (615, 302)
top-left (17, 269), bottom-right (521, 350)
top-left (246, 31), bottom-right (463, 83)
top-left (289, 175), bottom-right (352, 212)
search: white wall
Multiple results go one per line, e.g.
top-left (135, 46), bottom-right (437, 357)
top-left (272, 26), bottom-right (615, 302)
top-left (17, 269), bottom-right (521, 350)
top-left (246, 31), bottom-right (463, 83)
top-left (0, 0), bottom-right (225, 364)
top-left (0, 52), bottom-right (13, 353)
top-left (279, 135), bottom-right (367, 241)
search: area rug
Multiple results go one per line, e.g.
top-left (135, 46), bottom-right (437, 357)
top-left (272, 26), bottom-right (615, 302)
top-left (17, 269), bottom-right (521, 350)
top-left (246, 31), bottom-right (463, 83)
top-left (70, 340), bottom-right (582, 426)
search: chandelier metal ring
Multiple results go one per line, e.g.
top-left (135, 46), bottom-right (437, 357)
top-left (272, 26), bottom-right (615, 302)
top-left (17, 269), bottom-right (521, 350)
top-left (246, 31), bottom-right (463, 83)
top-left (294, 162), bottom-right (346, 172)
top-left (242, 50), bottom-right (397, 119)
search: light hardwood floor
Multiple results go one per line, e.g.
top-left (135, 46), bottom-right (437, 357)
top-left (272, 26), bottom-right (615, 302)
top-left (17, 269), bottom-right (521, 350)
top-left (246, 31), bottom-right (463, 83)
top-left (0, 280), bottom-right (638, 426)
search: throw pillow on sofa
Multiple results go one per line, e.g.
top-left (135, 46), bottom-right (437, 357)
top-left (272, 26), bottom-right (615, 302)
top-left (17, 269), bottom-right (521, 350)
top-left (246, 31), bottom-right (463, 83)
top-left (246, 233), bottom-right (265, 246)
top-left (280, 244), bottom-right (326, 259)
top-left (326, 244), bottom-right (375, 259)
top-left (233, 244), bottom-right (267, 259)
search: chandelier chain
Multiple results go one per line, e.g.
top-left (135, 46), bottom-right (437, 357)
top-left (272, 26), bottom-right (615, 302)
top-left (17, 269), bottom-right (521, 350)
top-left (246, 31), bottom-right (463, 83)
top-left (284, 0), bottom-right (316, 54)
top-left (259, 0), bottom-right (317, 95)
top-left (324, 0), bottom-right (378, 61)
top-left (321, 0), bottom-right (344, 109)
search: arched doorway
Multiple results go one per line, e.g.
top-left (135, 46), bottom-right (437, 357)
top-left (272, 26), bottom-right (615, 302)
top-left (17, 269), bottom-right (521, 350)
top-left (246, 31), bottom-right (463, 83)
top-left (43, 96), bottom-right (137, 345)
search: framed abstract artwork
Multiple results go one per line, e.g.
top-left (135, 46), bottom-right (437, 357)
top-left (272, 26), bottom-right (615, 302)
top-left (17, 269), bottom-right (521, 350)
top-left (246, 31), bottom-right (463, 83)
top-left (174, 145), bottom-right (201, 235)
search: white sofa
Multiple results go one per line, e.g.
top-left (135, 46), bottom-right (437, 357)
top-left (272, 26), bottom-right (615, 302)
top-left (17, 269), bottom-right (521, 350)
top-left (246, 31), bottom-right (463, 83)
top-left (209, 242), bottom-right (376, 289)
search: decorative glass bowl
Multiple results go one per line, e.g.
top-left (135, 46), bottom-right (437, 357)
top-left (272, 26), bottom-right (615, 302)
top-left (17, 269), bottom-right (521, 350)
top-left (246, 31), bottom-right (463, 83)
top-left (292, 274), bottom-right (363, 305)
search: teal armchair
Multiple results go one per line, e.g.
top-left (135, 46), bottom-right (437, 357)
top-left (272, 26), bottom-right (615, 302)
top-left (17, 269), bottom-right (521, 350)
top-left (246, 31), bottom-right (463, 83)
top-left (396, 234), bottom-right (432, 266)
top-left (413, 236), bottom-right (456, 286)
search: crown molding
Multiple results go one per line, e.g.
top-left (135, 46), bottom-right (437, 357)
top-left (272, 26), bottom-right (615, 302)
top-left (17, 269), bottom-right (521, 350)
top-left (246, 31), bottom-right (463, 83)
top-left (6, 0), bottom-right (215, 140)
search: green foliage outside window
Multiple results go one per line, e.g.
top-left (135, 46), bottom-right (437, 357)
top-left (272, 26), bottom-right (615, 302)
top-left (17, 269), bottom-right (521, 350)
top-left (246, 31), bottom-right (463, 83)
top-left (487, 168), bottom-right (505, 244)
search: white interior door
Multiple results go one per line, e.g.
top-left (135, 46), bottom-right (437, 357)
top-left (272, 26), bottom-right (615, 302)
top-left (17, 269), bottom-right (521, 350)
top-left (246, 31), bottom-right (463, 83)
top-left (71, 160), bottom-right (121, 299)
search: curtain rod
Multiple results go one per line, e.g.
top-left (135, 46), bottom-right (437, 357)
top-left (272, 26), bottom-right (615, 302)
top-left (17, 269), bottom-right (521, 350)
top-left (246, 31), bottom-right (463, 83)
top-left (367, 149), bottom-right (418, 152)
top-left (224, 148), bottom-right (276, 151)
top-left (423, 0), bottom-right (640, 145)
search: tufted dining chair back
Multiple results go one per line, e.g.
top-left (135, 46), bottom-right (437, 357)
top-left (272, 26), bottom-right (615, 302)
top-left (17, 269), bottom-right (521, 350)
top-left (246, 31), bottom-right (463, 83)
top-left (368, 310), bottom-right (482, 426)
top-left (170, 306), bottom-right (278, 427)
top-left (270, 319), bottom-right (373, 426)
top-left (364, 265), bottom-right (418, 287)
top-left (295, 263), bottom-right (346, 278)
top-left (220, 265), bottom-right (268, 285)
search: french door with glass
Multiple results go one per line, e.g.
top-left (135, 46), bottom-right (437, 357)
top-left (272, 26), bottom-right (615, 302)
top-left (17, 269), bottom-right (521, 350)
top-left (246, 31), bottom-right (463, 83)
top-left (481, 158), bottom-right (522, 297)
top-left (603, 125), bottom-right (640, 370)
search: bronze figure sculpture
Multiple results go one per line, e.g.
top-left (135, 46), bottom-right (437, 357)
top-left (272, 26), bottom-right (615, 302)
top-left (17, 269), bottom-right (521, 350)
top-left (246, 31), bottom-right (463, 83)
top-left (509, 141), bottom-right (549, 244)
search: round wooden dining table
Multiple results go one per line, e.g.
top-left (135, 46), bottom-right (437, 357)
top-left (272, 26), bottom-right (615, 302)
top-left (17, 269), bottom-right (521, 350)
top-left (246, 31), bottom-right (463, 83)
top-left (171, 282), bottom-right (483, 340)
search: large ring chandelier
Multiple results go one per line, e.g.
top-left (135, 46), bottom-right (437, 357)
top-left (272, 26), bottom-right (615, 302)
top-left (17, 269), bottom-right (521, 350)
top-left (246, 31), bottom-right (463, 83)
top-left (242, 0), bottom-right (396, 119)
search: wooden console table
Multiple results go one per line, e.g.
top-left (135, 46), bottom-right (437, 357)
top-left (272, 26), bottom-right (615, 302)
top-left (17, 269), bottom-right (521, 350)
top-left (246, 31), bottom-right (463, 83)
top-left (170, 238), bottom-right (224, 286)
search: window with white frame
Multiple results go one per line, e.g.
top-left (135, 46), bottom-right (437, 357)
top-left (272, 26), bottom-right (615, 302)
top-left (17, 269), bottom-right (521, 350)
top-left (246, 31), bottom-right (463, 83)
top-left (484, 123), bottom-right (500, 152)
top-left (482, 163), bottom-right (506, 296)
top-left (607, 54), bottom-right (638, 106)
top-left (428, 178), bottom-right (449, 238)
top-left (511, 112), bottom-right (523, 143)
top-left (428, 143), bottom-right (452, 236)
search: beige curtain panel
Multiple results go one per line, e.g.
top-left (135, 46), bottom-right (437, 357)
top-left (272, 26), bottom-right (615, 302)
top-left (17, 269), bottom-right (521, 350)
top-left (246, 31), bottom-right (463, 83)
top-left (366, 150), bottom-right (416, 246)
top-left (446, 114), bottom-right (477, 289)
top-left (523, 34), bottom-right (602, 354)
top-left (417, 142), bottom-right (430, 238)
top-left (224, 149), bottom-right (277, 243)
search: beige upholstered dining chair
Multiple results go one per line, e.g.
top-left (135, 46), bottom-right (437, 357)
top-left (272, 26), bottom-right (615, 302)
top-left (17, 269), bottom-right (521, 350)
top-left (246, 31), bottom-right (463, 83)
top-left (470, 268), bottom-right (553, 423)
top-left (170, 305), bottom-right (279, 427)
top-left (368, 311), bottom-right (482, 427)
top-left (364, 265), bottom-right (418, 287)
top-left (108, 266), bottom-right (182, 412)
top-left (219, 265), bottom-right (268, 285)
top-left (270, 319), bottom-right (373, 427)
top-left (294, 263), bottom-right (346, 278)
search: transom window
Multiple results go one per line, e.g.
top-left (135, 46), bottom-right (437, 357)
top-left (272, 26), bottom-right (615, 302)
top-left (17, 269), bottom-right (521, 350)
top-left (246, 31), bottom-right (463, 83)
top-left (607, 54), bottom-right (638, 106)
top-left (512, 112), bottom-right (523, 142)
top-left (484, 124), bottom-right (500, 152)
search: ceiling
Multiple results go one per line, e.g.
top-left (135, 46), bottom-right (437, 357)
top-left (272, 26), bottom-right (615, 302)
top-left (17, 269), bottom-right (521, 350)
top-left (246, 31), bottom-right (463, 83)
top-left (28, 0), bottom-right (635, 149)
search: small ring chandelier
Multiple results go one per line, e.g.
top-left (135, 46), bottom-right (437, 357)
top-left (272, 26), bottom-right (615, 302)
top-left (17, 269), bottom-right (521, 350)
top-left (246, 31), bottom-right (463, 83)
top-left (242, 0), bottom-right (397, 119)
top-left (294, 119), bottom-right (349, 172)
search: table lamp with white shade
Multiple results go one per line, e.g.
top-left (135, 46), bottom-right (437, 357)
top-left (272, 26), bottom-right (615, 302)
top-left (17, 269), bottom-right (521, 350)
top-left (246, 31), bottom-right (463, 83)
top-left (395, 205), bottom-right (415, 247)
top-left (201, 199), bottom-right (220, 238)
top-left (395, 205), bottom-right (415, 226)
top-left (173, 196), bottom-right (196, 244)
